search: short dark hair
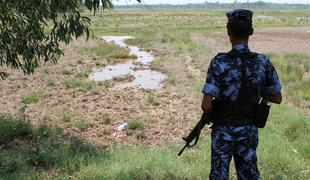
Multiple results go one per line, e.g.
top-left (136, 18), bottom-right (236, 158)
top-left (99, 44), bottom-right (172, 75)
top-left (227, 21), bottom-right (253, 39)
top-left (226, 9), bottom-right (253, 39)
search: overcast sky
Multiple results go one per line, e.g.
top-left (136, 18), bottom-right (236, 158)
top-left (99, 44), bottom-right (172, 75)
top-left (113, 0), bottom-right (310, 5)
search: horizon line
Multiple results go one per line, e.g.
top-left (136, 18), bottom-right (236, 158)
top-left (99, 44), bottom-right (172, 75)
top-left (114, 1), bottom-right (310, 5)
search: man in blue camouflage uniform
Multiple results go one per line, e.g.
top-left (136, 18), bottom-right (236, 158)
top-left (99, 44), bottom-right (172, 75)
top-left (201, 9), bottom-right (282, 180)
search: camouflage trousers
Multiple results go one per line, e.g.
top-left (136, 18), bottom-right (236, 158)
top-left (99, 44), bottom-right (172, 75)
top-left (209, 126), bottom-right (260, 180)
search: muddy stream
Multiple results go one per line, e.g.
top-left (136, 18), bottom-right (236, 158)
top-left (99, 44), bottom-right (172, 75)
top-left (89, 36), bottom-right (166, 89)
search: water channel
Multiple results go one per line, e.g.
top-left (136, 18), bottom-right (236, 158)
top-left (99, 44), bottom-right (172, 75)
top-left (89, 36), bottom-right (166, 89)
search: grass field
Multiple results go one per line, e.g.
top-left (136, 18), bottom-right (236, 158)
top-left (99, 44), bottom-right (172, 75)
top-left (0, 9), bottom-right (310, 179)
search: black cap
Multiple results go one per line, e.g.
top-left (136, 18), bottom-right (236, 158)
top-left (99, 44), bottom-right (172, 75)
top-left (226, 9), bottom-right (254, 38)
top-left (226, 9), bottom-right (253, 24)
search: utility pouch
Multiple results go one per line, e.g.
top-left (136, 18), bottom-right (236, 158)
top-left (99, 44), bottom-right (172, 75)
top-left (254, 100), bottom-right (270, 128)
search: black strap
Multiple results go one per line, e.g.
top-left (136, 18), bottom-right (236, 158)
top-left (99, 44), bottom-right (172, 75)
top-left (227, 51), bottom-right (258, 104)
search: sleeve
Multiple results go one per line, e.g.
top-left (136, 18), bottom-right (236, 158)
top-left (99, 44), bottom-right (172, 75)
top-left (261, 57), bottom-right (282, 95)
top-left (201, 57), bottom-right (222, 97)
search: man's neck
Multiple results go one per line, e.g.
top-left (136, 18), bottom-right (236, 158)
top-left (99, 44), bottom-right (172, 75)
top-left (231, 39), bottom-right (249, 48)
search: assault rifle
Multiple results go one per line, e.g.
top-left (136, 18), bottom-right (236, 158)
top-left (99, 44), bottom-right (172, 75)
top-left (178, 112), bottom-right (211, 156)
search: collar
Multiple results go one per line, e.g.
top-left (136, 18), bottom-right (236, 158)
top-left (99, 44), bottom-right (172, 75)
top-left (232, 44), bottom-right (250, 53)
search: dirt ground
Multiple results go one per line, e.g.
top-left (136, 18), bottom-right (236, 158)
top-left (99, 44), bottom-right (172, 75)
top-left (193, 26), bottom-right (310, 113)
top-left (0, 38), bottom-right (203, 148)
top-left (198, 27), bottom-right (310, 55)
top-left (1, 27), bottom-right (309, 147)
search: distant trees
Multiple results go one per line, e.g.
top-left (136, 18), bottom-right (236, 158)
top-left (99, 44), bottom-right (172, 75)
top-left (0, 0), bottom-right (140, 79)
top-left (116, 2), bottom-right (310, 10)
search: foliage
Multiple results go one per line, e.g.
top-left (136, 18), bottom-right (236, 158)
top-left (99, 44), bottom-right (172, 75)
top-left (61, 110), bottom-right (75, 123)
top-left (0, 115), bottom-right (30, 145)
top-left (77, 41), bottom-right (130, 59)
top-left (75, 119), bottom-right (90, 131)
top-left (101, 113), bottom-right (113, 124)
top-left (147, 94), bottom-right (160, 106)
top-left (269, 54), bottom-right (310, 104)
top-left (1, 106), bottom-right (309, 179)
top-left (61, 67), bottom-right (72, 75)
top-left (63, 78), bottom-right (95, 92)
top-left (0, 0), bottom-right (92, 78)
top-left (0, 0), bottom-right (144, 79)
top-left (21, 91), bottom-right (43, 104)
top-left (46, 78), bottom-right (55, 86)
top-left (127, 117), bottom-right (148, 131)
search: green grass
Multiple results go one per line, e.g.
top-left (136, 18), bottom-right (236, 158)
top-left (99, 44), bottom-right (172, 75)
top-left (75, 68), bottom-right (92, 78)
top-left (269, 53), bottom-right (310, 104)
top-left (147, 94), bottom-right (160, 106)
top-left (101, 113), bottom-right (113, 124)
top-left (127, 117), bottom-right (148, 131)
top-left (46, 78), bottom-right (55, 86)
top-left (2, 9), bottom-right (310, 179)
top-left (61, 67), bottom-right (72, 75)
top-left (60, 110), bottom-right (74, 123)
top-left (21, 91), bottom-right (43, 104)
top-left (0, 105), bottom-right (309, 179)
top-left (63, 78), bottom-right (95, 92)
top-left (75, 119), bottom-right (90, 132)
top-left (0, 115), bottom-right (30, 145)
top-left (77, 41), bottom-right (130, 59)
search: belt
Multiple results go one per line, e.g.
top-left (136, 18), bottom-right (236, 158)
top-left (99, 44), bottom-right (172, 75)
top-left (212, 117), bottom-right (254, 126)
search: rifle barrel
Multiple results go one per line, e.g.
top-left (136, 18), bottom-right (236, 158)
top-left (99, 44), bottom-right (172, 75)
top-left (178, 143), bottom-right (188, 156)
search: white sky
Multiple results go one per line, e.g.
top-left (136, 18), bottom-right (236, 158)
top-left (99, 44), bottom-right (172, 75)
top-left (113, 0), bottom-right (310, 5)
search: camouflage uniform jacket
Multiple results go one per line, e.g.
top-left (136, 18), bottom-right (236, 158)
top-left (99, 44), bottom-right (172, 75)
top-left (202, 44), bottom-right (282, 141)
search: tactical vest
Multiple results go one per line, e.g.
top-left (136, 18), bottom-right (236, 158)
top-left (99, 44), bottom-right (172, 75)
top-left (212, 50), bottom-right (259, 126)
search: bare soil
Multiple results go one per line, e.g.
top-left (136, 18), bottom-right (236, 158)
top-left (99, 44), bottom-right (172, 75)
top-left (193, 27), bottom-right (310, 113)
top-left (0, 38), bottom-right (203, 148)
top-left (2, 27), bottom-right (308, 147)
top-left (199, 27), bottom-right (310, 55)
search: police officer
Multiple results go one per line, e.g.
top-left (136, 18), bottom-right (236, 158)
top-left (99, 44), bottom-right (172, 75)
top-left (201, 9), bottom-right (282, 179)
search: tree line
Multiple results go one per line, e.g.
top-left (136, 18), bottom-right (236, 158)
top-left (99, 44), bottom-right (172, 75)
top-left (116, 1), bottom-right (310, 10)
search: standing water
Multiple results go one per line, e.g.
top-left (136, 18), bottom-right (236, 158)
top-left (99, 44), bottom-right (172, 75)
top-left (89, 36), bottom-right (166, 89)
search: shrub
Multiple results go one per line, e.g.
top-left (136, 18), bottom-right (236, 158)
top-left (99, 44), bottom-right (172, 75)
top-left (26, 136), bottom-right (65, 168)
top-left (77, 58), bottom-right (84, 64)
top-left (79, 80), bottom-right (94, 92)
top-left (0, 156), bottom-right (18, 175)
top-left (47, 79), bottom-right (55, 87)
top-left (0, 115), bottom-right (30, 145)
top-left (61, 67), bottom-right (72, 75)
top-left (78, 42), bottom-right (129, 59)
top-left (75, 119), bottom-right (90, 132)
top-left (102, 114), bottom-right (113, 124)
top-left (63, 78), bottom-right (95, 92)
top-left (167, 78), bottom-right (177, 86)
top-left (147, 94), bottom-right (160, 106)
top-left (75, 68), bottom-right (91, 78)
top-left (61, 111), bottom-right (74, 123)
top-left (22, 91), bottom-right (43, 104)
top-left (63, 78), bottom-right (81, 88)
top-left (128, 117), bottom-right (148, 131)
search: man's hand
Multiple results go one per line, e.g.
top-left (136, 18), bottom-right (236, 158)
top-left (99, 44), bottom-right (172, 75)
top-left (263, 92), bottom-right (282, 104)
top-left (201, 94), bottom-right (214, 113)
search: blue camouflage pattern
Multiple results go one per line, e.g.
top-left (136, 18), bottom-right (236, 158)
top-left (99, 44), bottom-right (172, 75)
top-left (202, 44), bottom-right (282, 180)
top-left (210, 125), bottom-right (259, 180)
top-left (202, 44), bottom-right (282, 102)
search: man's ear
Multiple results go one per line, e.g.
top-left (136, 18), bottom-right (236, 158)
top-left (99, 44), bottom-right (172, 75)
top-left (249, 28), bottom-right (254, 36)
top-left (227, 28), bottom-right (232, 36)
